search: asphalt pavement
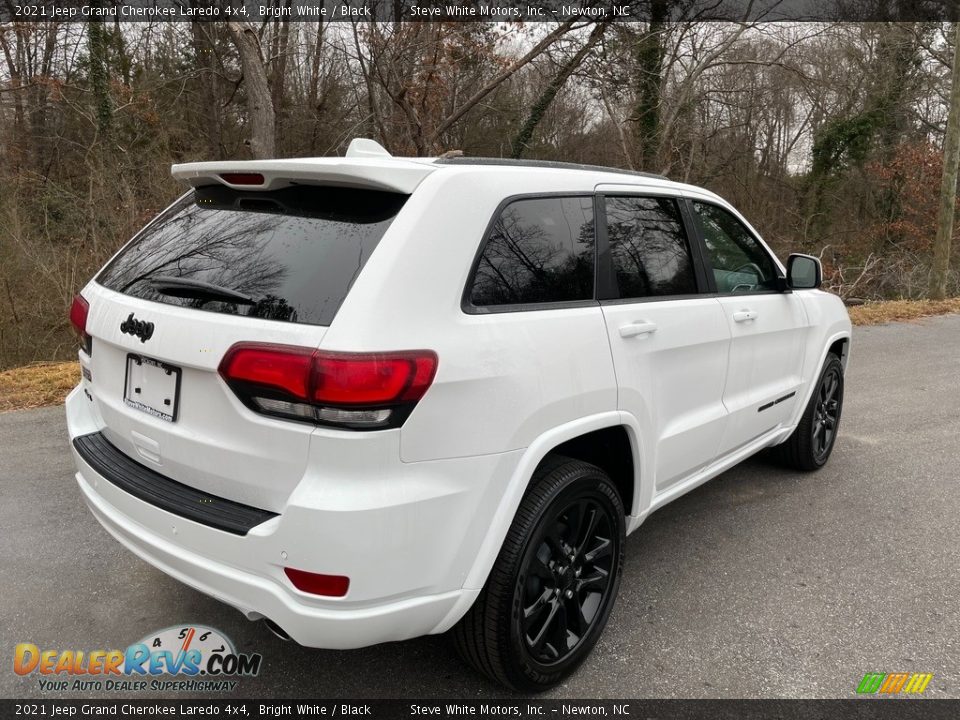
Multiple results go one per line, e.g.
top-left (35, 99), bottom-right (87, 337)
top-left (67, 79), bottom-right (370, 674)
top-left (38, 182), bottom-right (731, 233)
top-left (2, 315), bottom-right (958, 699)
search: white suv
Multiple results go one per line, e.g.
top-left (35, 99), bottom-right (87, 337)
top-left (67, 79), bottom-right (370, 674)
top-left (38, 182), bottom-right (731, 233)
top-left (66, 139), bottom-right (851, 691)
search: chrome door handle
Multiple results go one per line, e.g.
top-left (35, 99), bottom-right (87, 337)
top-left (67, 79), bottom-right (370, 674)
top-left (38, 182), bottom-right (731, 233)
top-left (732, 310), bottom-right (758, 322)
top-left (619, 321), bottom-right (658, 338)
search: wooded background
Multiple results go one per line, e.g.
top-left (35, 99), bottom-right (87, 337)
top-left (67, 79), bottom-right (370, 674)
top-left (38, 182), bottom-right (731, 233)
top-left (2, 17), bottom-right (959, 368)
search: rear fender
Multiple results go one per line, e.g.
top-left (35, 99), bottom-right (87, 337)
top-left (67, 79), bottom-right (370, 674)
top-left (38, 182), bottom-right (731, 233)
top-left (431, 411), bottom-right (648, 633)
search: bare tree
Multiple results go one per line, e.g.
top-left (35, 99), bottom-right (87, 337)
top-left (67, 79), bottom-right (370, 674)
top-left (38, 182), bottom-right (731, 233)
top-left (930, 26), bottom-right (960, 300)
top-left (5, 19), bottom-right (960, 369)
top-left (227, 21), bottom-right (275, 158)
top-left (511, 22), bottom-right (608, 159)
top-left (427, 20), bottom-right (577, 150)
top-left (630, 0), bottom-right (670, 169)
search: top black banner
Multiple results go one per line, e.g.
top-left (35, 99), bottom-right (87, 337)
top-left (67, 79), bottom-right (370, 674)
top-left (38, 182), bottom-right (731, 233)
top-left (1, 0), bottom-right (957, 23)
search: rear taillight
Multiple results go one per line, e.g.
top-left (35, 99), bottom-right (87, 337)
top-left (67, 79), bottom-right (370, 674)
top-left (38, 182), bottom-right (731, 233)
top-left (218, 343), bottom-right (438, 430)
top-left (312, 352), bottom-right (438, 405)
top-left (69, 294), bottom-right (92, 355)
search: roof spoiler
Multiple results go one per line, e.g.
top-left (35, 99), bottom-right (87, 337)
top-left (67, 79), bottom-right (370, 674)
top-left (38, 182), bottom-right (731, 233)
top-left (171, 140), bottom-right (433, 194)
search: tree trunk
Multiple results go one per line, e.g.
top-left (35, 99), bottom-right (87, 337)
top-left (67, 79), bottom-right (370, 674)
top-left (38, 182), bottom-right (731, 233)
top-left (270, 9), bottom-right (292, 142)
top-left (227, 21), bottom-right (276, 159)
top-left (190, 20), bottom-right (223, 157)
top-left (86, 16), bottom-right (112, 141)
top-left (307, 19), bottom-right (325, 154)
top-left (930, 26), bottom-right (960, 300)
top-left (307, 20), bottom-right (324, 111)
top-left (631, 0), bottom-right (668, 171)
top-left (0, 27), bottom-right (26, 170)
top-left (510, 22), bottom-right (607, 159)
top-left (351, 21), bottom-right (389, 150)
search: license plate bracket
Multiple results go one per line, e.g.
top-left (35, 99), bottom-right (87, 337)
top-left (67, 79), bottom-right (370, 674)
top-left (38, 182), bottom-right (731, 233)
top-left (123, 354), bottom-right (181, 422)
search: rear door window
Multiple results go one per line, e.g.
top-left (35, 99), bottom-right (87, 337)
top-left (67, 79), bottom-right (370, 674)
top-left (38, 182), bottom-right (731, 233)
top-left (467, 196), bottom-right (595, 308)
top-left (96, 185), bottom-right (407, 326)
top-left (604, 196), bottom-right (698, 298)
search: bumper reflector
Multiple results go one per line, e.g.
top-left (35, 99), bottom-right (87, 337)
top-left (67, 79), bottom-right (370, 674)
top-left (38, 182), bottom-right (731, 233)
top-left (284, 568), bottom-right (350, 597)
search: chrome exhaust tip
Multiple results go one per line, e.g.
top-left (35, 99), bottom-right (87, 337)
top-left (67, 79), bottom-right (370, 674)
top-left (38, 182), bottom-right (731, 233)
top-left (263, 618), bottom-right (292, 642)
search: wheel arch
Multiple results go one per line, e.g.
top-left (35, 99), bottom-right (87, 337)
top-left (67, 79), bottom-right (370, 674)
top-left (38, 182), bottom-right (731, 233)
top-left (432, 412), bottom-right (645, 635)
top-left (787, 329), bottom-right (851, 432)
top-left (460, 413), bottom-right (643, 588)
top-left (829, 335), bottom-right (850, 370)
top-left (548, 426), bottom-right (637, 519)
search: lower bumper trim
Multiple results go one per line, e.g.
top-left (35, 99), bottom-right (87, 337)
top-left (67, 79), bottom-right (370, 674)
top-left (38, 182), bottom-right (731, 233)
top-left (72, 431), bottom-right (277, 536)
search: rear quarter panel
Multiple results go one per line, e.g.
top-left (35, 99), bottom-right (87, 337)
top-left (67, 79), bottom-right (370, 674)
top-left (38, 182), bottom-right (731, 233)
top-left (320, 168), bottom-right (619, 463)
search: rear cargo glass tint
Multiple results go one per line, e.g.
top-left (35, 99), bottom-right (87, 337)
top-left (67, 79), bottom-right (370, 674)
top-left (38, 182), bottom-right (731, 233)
top-left (96, 185), bottom-right (407, 326)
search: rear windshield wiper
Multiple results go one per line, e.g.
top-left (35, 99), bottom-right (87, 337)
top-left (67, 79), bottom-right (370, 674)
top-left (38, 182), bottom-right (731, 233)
top-left (148, 276), bottom-right (256, 305)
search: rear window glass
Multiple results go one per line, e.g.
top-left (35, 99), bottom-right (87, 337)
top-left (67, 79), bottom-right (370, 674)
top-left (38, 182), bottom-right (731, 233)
top-left (468, 196), bottom-right (595, 307)
top-left (96, 185), bottom-right (407, 326)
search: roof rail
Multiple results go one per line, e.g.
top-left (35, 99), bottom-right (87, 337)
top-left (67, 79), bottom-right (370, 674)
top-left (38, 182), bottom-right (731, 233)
top-left (433, 156), bottom-right (668, 181)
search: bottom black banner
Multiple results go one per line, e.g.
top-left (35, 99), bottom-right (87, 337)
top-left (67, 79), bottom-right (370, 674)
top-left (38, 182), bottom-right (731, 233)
top-left (2, 700), bottom-right (959, 720)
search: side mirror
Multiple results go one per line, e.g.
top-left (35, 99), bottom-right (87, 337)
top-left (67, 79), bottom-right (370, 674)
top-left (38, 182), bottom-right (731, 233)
top-left (786, 254), bottom-right (822, 290)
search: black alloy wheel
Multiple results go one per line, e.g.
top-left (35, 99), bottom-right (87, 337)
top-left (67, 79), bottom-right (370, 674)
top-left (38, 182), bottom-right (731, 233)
top-left (812, 363), bottom-right (842, 462)
top-left (776, 352), bottom-right (844, 471)
top-left (452, 456), bottom-right (625, 691)
top-left (519, 495), bottom-right (617, 665)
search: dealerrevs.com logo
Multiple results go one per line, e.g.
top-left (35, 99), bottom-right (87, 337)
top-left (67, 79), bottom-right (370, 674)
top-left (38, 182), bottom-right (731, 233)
top-left (14, 625), bottom-right (262, 693)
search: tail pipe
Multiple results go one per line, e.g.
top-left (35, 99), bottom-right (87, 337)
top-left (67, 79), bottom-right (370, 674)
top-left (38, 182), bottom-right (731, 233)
top-left (262, 618), bottom-right (292, 642)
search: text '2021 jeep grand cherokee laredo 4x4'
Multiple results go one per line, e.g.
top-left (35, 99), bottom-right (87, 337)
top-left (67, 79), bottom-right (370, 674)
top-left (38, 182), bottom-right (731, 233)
top-left (66, 138), bottom-right (851, 691)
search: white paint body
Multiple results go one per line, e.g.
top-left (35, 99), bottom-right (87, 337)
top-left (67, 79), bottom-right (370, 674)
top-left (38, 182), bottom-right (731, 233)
top-left (66, 155), bottom-right (852, 649)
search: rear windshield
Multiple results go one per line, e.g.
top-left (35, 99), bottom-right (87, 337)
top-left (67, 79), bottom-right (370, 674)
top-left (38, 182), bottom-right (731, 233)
top-left (96, 185), bottom-right (407, 326)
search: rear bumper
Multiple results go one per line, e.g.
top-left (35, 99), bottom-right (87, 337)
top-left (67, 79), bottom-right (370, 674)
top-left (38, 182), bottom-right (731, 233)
top-left (75, 464), bottom-right (469, 648)
top-left (66, 386), bottom-right (520, 649)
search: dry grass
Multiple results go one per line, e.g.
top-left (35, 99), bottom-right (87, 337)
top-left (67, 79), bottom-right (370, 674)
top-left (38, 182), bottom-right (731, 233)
top-left (847, 297), bottom-right (960, 326)
top-left (1, 298), bottom-right (959, 413)
top-left (0, 361), bottom-right (79, 413)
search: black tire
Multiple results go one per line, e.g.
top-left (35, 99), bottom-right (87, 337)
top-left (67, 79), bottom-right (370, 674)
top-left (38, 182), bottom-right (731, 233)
top-left (452, 455), bottom-right (625, 692)
top-left (776, 353), bottom-right (844, 471)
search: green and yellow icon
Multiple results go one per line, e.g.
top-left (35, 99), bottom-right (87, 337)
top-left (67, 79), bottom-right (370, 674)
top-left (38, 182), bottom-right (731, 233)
top-left (857, 672), bottom-right (933, 695)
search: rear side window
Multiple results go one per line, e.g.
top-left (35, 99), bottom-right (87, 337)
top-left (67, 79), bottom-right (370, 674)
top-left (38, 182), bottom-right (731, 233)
top-left (604, 196), bottom-right (698, 298)
top-left (468, 196), bottom-right (595, 308)
top-left (96, 185), bottom-right (407, 326)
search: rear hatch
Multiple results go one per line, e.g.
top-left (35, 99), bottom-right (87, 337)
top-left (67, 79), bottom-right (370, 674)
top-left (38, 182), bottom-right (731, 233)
top-left (81, 171), bottom-right (417, 512)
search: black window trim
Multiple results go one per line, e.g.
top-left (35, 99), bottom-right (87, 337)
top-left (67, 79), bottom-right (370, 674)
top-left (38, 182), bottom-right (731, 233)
top-left (679, 196), bottom-right (715, 293)
top-left (461, 192), bottom-right (601, 315)
top-left (682, 197), bottom-right (787, 297)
